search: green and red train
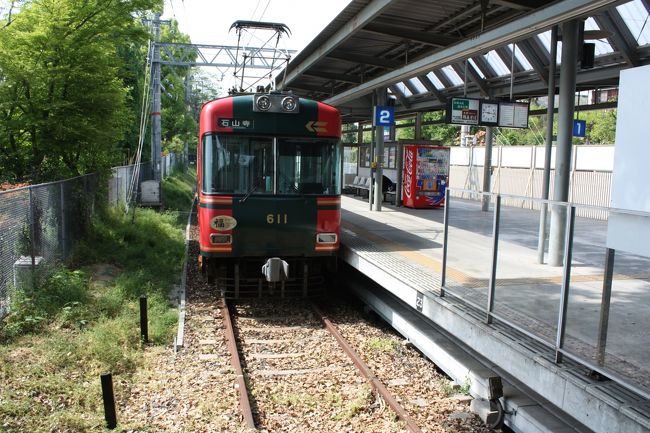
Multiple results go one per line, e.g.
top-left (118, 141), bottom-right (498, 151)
top-left (197, 92), bottom-right (342, 297)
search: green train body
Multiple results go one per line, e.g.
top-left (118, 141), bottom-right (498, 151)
top-left (196, 93), bottom-right (342, 296)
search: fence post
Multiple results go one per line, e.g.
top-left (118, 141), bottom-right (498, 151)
top-left (596, 248), bottom-right (615, 366)
top-left (100, 373), bottom-right (117, 429)
top-left (139, 295), bottom-right (149, 344)
top-left (60, 182), bottom-right (67, 260)
top-left (486, 194), bottom-right (501, 324)
top-left (28, 187), bottom-right (37, 290)
top-left (440, 188), bottom-right (450, 297)
top-left (555, 205), bottom-right (576, 363)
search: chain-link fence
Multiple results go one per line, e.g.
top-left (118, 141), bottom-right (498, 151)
top-left (1, 152), bottom-right (188, 320)
top-left (108, 153), bottom-right (187, 207)
top-left (0, 175), bottom-right (97, 319)
top-left (161, 152), bottom-right (186, 178)
top-left (108, 161), bottom-right (153, 207)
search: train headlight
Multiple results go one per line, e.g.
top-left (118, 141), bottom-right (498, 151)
top-left (281, 96), bottom-right (297, 112)
top-left (210, 233), bottom-right (232, 244)
top-left (316, 233), bottom-right (337, 244)
top-left (256, 95), bottom-right (271, 111)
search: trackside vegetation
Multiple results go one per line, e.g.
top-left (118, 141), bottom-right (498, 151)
top-left (0, 169), bottom-right (195, 432)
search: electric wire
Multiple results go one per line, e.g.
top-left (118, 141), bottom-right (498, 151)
top-left (126, 37), bottom-right (153, 212)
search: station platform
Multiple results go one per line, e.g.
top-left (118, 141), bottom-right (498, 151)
top-left (339, 194), bottom-right (650, 433)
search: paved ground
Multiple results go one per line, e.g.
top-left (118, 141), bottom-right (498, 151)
top-left (341, 194), bottom-right (650, 394)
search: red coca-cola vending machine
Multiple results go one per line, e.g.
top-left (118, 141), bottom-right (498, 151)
top-left (402, 144), bottom-right (450, 208)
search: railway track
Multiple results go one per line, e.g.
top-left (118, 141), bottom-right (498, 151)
top-left (218, 296), bottom-right (496, 433)
top-left (170, 215), bottom-right (494, 432)
top-left (223, 299), bottom-right (418, 432)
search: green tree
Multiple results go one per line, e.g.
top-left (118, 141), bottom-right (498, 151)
top-left (159, 19), bottom-right (197, 156)
top-left (0, 0), bottom-right (161, 182)
top-left (582, 109), bottom-right (616, 144)
top-left (421, 111), bottom-right (459, 144)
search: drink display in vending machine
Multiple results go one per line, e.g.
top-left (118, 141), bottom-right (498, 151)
top-left (402, 145), bottom-right (450, 208)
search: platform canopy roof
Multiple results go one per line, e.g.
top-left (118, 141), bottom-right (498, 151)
top-left (276, 0), bottom-right (650, 123)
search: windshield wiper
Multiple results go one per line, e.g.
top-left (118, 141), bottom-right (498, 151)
top-left (240, 184), bottom-right (258, 203)
top-left (240, 177), bottom-right (264, 203)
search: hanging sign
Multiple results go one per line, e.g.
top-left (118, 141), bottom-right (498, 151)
top-left (573, 119), bottom-right (587, 137)
top-left (447, 97), bottom-right (480, 125)
top-left (445, 98), bottom-right (529, 128)
top-left (498, 101), bottom-right (529, 128)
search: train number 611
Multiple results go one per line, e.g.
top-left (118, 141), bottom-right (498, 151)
top-left (266, 213), bottom-right (288, 224)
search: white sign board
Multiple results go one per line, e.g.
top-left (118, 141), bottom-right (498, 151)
top-left (607, 64), bottom-right (650, 257)
top-left (498, 102), bottom-right (529, 128)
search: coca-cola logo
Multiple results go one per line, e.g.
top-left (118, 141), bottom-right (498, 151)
top-left (404, 149), bottom-right (414, 199)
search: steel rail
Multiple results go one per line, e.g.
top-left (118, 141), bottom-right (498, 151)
top-left (221, 300), bottom-right (256, 430)
top-left (311, 303), bottom-right (424, 433)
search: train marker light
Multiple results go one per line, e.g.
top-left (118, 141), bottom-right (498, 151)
top-left (210, 233), bottom-right (232, 244)
top-left (316, 233), bottom-right (338, 244)
top-left (256, 95), bottom-right (271, 111)
top-left (282, 96), bottom-right (297, 112)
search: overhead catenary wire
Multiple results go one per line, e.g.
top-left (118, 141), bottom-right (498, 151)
top-left (126, 38), bottom-right (154, 212)
top-left (245, 0), bottom-right (271, 47)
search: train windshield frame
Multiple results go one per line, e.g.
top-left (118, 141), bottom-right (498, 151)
top-left (202, 133), bottom-right (340, 196)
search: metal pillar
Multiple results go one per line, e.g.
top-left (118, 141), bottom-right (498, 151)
top-left (538, 26), bottom-right (558, 264)
top-left (151, 13), bottom-right (162, 182)
top-left (414, 112), bottom-right (422, 140)
top-left (460, 125), bottom-right (471, 147)
top-left (395, 141), bottom-right (403, 207)
top-left (357, 123), bottom-right (363, 146)
top-left (373, 88), bottom-right (387, 211)
top-left (369, 121), bottom-right (375, 210)
top-left (549, 20), bottom-right (578, 267)
top-left (481, 126), bottom-right (494, 211)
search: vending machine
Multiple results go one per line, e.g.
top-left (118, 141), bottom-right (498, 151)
top-left (402, 144), bottom-right (450, 208)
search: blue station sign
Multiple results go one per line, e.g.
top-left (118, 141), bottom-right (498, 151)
top-left (573, 119), bottom-right (587, 137)
top-left (373, 106), bottom-right (395, 127)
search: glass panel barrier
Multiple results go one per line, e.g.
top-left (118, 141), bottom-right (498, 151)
top-left (444, 189), bottom-right (496, 309)
top-left (493, 196), bottom-right (566, 344)
top-left (564, 206), bottom-right (650, 396)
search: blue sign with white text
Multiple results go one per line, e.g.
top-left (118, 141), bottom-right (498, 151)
top-left (374, 106), bottom-right (395, 126)
top-left (573, 119), bottom-right (586, 137)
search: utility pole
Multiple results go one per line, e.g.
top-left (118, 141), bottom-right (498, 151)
top-left (151, 12), bottom-right (162, 182)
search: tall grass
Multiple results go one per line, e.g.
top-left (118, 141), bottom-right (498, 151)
top-left (0, 169), bottom-right (196, 432)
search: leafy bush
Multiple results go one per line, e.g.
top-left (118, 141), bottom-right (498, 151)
top-left (2, 269), bottom-right (89, 339)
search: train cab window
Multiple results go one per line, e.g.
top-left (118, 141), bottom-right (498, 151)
top-left (277, 137), bottom-right (340, 195)
top-left (203, 134), bottom-right (273, 194)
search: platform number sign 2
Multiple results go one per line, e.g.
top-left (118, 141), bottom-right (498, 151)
top-left (416, 291), bottom-right (424, 312)
top-left (373, 106), bottom-right (395, 127)
top-left (573, 119), bottom-right (586, 137)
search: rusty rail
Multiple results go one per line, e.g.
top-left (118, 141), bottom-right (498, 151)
top-left (311, 303), bottom-right (424, 433)
top-left (221, 300), bottom-right (256, 430)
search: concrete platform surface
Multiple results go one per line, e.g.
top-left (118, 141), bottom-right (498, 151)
top-left (340, 194), bottom-right (650, 433)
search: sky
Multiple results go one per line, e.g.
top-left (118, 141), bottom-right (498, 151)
top-left (161, 0), bottom-right (352, 92)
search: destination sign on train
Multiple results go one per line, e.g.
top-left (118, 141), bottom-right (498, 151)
top-left (218, 118), bottom-right (255, 129)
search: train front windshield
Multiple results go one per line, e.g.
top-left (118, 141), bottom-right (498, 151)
top-left (203, 134), bottom-right (341, 195)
